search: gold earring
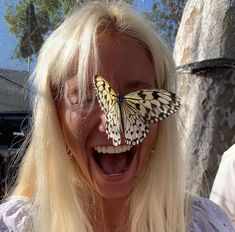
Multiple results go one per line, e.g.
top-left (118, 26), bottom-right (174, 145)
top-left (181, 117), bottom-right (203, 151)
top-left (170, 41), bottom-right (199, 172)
top-left (66, 146), bottom-right (73, 159)
top-left (150, 149), bottom-right (155, 156)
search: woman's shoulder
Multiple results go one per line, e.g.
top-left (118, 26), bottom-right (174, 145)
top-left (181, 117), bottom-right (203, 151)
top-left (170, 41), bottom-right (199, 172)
top-left (188, 196), bottom-right (235, 231)
top-left (0, 196), bottom-right (33, 232)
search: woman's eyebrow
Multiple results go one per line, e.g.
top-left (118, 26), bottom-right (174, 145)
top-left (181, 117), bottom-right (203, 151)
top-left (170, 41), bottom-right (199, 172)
top-left (66, 85), bottom-right (78, 94)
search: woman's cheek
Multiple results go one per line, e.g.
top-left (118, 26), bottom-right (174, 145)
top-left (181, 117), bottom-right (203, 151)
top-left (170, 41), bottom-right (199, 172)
top-left (137, 123), bottom-right (158, 172)
top-left (64, 110), bottom-right (86, 143)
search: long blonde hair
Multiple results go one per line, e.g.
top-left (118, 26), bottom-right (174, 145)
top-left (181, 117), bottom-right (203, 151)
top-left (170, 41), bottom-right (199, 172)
top-left (12, 1), bottom-right (187, 231)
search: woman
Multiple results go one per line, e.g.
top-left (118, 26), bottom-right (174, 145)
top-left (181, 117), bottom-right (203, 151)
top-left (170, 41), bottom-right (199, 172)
top-left (0, 1), bottom-right (233, 231)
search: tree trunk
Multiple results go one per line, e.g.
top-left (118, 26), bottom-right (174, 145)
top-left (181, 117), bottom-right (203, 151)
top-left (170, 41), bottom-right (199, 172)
top-left (173, 0), bottom-right (235, 197)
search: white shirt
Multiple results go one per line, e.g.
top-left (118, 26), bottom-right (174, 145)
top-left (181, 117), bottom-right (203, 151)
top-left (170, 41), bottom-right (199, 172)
top-left (210, 144), bottom-right (235, 226)
top-left (0, 196), bottom-right (234, 231)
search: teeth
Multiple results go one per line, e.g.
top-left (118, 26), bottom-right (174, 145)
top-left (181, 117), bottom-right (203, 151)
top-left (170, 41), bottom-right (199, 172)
top-left (107, 146), bottom-right (114, 153)
top-left (108, 173), bottom-right (122, 177)
top-left (101, 146), bottom-right (107, 153)
top-left (94, 145), bottom-right (132, 154)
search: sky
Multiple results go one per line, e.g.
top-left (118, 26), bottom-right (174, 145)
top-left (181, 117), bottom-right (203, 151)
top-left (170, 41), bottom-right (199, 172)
top-left (0, 0), bottom-right (154, 72)
top-left (0, 1), bottom-right (31, 71)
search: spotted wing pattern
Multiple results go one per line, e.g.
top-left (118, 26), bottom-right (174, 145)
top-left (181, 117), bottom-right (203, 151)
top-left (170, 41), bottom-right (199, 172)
top-left (93, 75), bottom-right (180, 146)
top-left (122, 90), bottom-right (180, 145)
top-left (93, 75), bottom-right (122, 146)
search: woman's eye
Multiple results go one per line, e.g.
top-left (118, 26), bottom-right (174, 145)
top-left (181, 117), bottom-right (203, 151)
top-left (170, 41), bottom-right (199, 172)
top-left (67, 93), bottom-right (93, 109)
top-left (66, 86), bottom-right (94, 109)
top-left (80, 98), bottom-right (93, 108)
top-left (69, 95), bottom-right (79, 105)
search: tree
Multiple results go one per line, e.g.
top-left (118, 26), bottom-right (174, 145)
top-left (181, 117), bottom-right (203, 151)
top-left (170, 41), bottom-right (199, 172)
top-left (19, 2), bottom-right (43, 58)
top-left (4, 0), bottom-right (134, 61)
top-left (146, 0), bottom-right (187, 52)
top-left (3, 0), bottom-right (80, 61)
top-left (4, 0), bottom-right (184, 60)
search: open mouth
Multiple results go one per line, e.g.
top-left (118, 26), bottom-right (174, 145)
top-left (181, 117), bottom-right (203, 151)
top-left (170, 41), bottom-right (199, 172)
top-left (92, 145), bottom-right (136, 176)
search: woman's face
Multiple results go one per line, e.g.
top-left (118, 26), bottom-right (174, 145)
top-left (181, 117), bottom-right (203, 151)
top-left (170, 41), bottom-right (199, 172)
top-left (59, 35), bottom-right (158, 199)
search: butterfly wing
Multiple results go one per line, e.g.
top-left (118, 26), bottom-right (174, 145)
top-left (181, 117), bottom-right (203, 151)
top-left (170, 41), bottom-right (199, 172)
top-left (121, 98), bottom-right (149, 145)
top-left (93, 75), bottom-right (122, 146)
top-left (93, 75), bottom-right (181, 146)
top-left (122, 89), bottom-right (180, 145)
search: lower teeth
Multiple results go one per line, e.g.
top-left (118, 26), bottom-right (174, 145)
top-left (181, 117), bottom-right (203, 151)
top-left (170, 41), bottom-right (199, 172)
top-left (108, 173), bottom-right (122, 177)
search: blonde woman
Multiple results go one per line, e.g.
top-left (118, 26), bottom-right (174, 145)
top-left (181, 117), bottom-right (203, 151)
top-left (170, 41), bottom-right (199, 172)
top-left (0, 1), bottom-right (233, 232)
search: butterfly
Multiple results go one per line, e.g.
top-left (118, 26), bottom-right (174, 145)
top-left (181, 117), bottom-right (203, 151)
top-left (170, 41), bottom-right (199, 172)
top-left (93, 75), bottom-right (180, 146)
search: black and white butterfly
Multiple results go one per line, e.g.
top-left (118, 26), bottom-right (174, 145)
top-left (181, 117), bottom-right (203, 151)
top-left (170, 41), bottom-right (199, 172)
top-left (93, 75), bottom-right (180, 146)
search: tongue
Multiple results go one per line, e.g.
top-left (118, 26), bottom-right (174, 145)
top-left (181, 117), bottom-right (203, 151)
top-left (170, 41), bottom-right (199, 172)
top-left (98, 153), bottom-right (127, 174)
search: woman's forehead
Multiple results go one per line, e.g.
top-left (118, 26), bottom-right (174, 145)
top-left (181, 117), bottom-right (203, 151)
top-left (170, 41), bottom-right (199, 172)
top-left (96, 35), bottom-right (156, 88)
top-left (64, 34), bottom-right (156, 90)
top-left (97, 34), bottom-right (151, 59)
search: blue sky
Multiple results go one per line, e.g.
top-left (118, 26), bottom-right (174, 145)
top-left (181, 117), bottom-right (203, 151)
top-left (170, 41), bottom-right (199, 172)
top-left (0, 0), bottom-right (154, 72)
top-left (0, 1), bottom-right (31, 71)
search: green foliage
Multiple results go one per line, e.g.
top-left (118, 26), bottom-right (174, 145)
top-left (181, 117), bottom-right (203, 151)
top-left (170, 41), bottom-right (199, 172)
top-left (146, 0), bottom-right (187, 52)
top-left (3, 0), bottom-right (83, 60)
top-left (4, 0), bottom-right (184, 60)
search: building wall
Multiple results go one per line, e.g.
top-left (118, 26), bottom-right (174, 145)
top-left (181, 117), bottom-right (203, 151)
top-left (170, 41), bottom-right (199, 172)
top-left (0, 69), bottom-right (30, 111)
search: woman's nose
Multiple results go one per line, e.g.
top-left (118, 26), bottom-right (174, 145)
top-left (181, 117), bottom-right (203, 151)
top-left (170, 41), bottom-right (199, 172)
top-left (98, 112), bottom-right (106, 133)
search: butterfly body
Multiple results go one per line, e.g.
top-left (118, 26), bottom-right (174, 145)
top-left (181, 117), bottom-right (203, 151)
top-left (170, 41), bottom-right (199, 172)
top-left (117, 93), bottom-right (125, 103)
top-left (93, 75), bottom-right (180, 146)
top-left (117, 94), bottom-right (125, 133)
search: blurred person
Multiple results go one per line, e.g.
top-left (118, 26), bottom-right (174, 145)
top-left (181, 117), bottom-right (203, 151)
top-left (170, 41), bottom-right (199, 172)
top-left (210, 144), bottom-right (235, 226)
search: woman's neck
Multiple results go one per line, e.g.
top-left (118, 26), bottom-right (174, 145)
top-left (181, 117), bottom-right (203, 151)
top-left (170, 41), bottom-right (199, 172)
top-left (94, 197), bottom-right (129, 232)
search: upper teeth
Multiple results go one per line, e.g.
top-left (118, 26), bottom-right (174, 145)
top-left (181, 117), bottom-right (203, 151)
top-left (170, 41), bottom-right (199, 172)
top-left (94, 145), bottom-right (132, 154)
